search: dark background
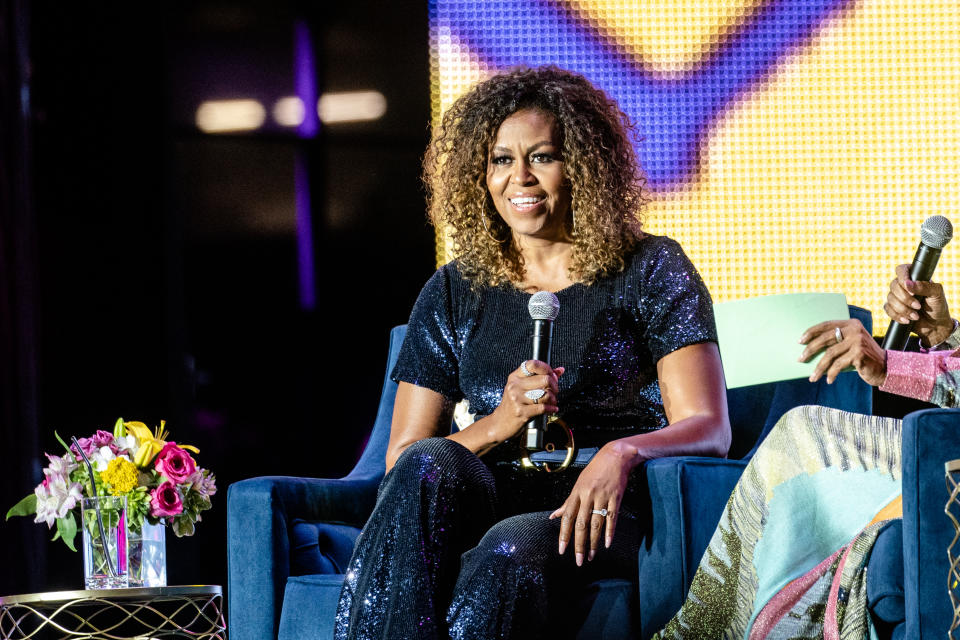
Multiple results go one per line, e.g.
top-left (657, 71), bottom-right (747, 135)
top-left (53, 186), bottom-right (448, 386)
top-left (1, 0), bottom-right (435, 601)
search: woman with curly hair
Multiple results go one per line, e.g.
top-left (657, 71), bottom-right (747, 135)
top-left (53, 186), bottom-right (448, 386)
top-left (334, 65), bottom-right (730, 639)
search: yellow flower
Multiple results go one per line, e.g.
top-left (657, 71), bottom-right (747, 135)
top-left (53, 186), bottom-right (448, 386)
top-left (125, 420), bottom-right (199, 469)
top-left (101, 457), bottom-right (139, 494)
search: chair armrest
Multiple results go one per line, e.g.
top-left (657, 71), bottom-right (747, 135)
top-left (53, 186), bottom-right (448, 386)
top-left (226, 475), bottom-right (380, 640)
top-left (637, 456), bottom-right (747, 638)
top-left (900, 407), bottom-right (960, 639)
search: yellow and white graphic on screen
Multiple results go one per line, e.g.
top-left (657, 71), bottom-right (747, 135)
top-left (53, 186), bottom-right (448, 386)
top-left (430, 0), bottom-right (960, 331)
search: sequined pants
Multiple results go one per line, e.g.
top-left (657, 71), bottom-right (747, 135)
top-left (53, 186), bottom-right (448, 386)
top-left (333, 437), bottom-right (642, 640)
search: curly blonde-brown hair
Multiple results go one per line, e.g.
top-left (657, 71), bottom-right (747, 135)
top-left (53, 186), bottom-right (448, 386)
top-left (422, 65), bottom-right (647, 287)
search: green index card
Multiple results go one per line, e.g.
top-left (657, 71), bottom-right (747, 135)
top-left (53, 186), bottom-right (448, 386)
top-left (714, 293), bottom-right (850, 389)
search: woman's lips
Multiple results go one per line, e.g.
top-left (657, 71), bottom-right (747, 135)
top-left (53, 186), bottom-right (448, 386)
top-left (509, 195), bottom-right (545, 212)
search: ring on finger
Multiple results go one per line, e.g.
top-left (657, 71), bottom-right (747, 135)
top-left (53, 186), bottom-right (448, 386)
top-left (520, 361), bottom-right (534, 377)
top-left (835, 327), bottom-right (843, 344)
top-left (591, 508), bottom-right (609, 517)
top-left (524, 388), bottom-right (546, 403)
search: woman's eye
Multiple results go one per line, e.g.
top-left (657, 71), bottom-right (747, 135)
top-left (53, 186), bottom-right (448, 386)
top-left (531, 153), bottom-right (555, 163)
top-left (490, 155), bottom-right (512, 165)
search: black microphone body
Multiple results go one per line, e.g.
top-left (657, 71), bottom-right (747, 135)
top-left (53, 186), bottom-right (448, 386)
top-left (524, 318), bottom-right (554, 450)
top-left (523, 291), bottom-right (560, 451)
top-left (881, 216), bottom-right (953, 350)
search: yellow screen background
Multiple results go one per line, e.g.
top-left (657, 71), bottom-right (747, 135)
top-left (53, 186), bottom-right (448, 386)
top-left (430, 0), bottom-right (960, 334)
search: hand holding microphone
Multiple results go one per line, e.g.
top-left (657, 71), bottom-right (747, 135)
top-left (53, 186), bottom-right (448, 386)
top-left (884, 263), bottom-right (954, 348)
top-left (881, 215), bottom-right (953, 350)
top-left (523, 291), bottom-right (560, 450)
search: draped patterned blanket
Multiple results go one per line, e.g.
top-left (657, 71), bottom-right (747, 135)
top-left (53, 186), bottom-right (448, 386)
top-left (653, 405), bottom-right (903, 640)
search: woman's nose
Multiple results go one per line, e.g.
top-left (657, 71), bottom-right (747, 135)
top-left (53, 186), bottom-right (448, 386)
top-left (510, 162), bottom-right (534, 185)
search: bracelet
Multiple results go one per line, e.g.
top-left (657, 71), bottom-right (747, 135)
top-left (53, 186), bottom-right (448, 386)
top-left (928, 318), bottom-right (960, 352)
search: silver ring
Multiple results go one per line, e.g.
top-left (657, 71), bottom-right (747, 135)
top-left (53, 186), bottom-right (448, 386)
top-left (591, 508), bottom-right (608, 517)
top-left (520, 361), bottom-right (534, 377)
top-left (524, 388), bottom-right (546, 402)
top-left (835, 327), bottom-right (843, 344)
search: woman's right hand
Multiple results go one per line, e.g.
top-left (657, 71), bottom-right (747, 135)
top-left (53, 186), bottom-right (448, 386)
top-left (485, 360), bottom-right (564, 444)
top-left (885, 263), bottom-right (954, 347)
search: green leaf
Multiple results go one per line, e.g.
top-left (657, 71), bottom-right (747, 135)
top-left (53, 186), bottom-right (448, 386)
top-left (54, 430), bottom-right (72, 454)
top-left (57, 513), bottom-right (78, 552)
top-left (6, 494), bottom-right (37, 520)
top-left (113, 417), bottom-right (126, 439)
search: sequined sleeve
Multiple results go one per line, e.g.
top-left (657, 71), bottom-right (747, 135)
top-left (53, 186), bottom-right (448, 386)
top-left (390, 266), bottom-right (464, 401)
top-left (635, 237), bottom-right (717, 362)
top-left (879, 349), bottom-right (960, 407)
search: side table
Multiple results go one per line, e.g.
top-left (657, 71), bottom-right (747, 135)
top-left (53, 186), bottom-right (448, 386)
top-left (0, 585), bottom-right (225, 639)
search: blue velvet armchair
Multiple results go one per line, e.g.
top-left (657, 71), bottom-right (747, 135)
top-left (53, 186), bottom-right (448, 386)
top-left (227, 307), bottom-right (956, 639)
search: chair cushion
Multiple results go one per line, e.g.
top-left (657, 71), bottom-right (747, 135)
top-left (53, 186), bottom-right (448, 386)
top-left (574, 579), bottom-right (636, 640)
top-left (279, 573), bottom-right (634, 639)
top-left (867, 519), bottom-right (905, 636)
top-left (289, 520), bottom-right (361, 576)
top-left (279, 574), bottom-right (347, 640)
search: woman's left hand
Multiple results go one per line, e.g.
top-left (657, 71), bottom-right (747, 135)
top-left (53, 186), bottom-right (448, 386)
top-left (799, 318), bottom-right (887, 386)
top-left (549, 441), bottom-right (636, 566)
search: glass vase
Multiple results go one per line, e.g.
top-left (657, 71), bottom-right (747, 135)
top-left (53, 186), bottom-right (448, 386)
top-left (81, 495), bottom-right (129, 589)
top-left (128, 521), bottom-right (167, 587)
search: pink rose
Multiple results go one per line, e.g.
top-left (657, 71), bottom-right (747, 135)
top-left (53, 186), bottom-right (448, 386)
top-left (149, 481), bottom-right (183, 517)
top-left (70, 437), bottom-right (97, 458)
top-left (92, 430), bottom-right (114, 447)
top-left (154, 442), bottom-right (197, 483)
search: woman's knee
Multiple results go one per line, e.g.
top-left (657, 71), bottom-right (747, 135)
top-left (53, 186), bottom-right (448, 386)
top-left (467, 513), bottom-right (559, 567)
top-left (387, 437), bottom-right (494, 496)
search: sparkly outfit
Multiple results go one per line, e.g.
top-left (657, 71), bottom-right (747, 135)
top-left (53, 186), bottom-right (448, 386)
top-left (333, 234), bottom-right (716, 639)
top-left (880, 348), bottom-right (960, 407)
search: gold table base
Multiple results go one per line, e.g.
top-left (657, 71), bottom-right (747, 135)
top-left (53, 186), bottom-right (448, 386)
top-left (0, 586), bottom-right (224, 639)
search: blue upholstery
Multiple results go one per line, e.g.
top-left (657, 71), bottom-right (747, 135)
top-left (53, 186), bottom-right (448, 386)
top-left (865, 407), bottom-right (960, 639)
top-left (229, 306), bottom-right (939, 640)
top-left (899, 407), bottom-right (960, 637)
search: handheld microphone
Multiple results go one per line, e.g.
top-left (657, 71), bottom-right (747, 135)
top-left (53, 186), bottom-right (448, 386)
top-left (881, 215), bottom-right (953, 351)
top-left (524, 291), bottom-right (559, 451)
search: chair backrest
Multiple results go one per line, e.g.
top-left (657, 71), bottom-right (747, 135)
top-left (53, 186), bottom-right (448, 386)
top-left (726, 304), bottom-right (873, 459)
top-left (346, 324), bottom-right (407, 482)
top-left (350, 309), bottom-right (873, 475)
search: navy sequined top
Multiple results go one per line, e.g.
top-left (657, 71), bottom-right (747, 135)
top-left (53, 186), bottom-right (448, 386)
top-left (392, 234), bottom-right (716, 479)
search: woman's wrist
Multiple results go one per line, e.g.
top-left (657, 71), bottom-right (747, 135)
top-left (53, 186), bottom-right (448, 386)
top-left (922, 318), bottom-right (960, 351)
top-left (602, 440), bottom-right (644, 469)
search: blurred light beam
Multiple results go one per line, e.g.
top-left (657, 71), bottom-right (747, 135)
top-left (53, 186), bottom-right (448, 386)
top-left (273, 97), bottom-right (306, 127)
top-left (195, 99), bottom-right (266, 133)
top-left (318, 91), bottom-right (387, 124)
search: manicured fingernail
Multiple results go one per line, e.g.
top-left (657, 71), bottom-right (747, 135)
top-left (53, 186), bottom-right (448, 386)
top-left (899, 317), bottom-right (909, 324)
top-left (588, 550), bottom-right (595, 562)
top-left (911, 301), bottom-right (921, 309)
top-left (558, 540), bottom-right (566, 555)
top-left (576, 553), bottom-right (583, 566)
top-left (910, 312), bottom-right (919, 321)
top-left (606, 536), bottom-right (612, 549)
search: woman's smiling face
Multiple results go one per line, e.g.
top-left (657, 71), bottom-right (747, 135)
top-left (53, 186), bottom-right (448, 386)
top-left (486, 108), bottom-right (572, 243)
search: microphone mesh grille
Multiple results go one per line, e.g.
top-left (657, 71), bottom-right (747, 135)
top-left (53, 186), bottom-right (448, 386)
top-left (920, 215), bottom-right (953, 249)
top-left (528, 291), bottom-right (560, 321)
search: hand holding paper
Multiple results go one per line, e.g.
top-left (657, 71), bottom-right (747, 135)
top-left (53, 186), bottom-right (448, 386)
top-left (799, 318), bottom-right (887, 387)
top-left (714, 293), bottom-right (851, 389)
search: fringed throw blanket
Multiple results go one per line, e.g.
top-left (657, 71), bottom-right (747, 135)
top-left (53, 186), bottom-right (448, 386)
top-left (653, 405), bottom-right (903, 640)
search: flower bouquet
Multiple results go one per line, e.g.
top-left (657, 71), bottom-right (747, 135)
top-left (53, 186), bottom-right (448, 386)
top-left (6, 418), bottom-right (216, 586)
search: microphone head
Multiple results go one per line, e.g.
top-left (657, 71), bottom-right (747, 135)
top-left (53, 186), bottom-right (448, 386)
top-left (920, 215), bottom-right (953, 249)
top-left (528, 291), bottom-right (560, 321)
